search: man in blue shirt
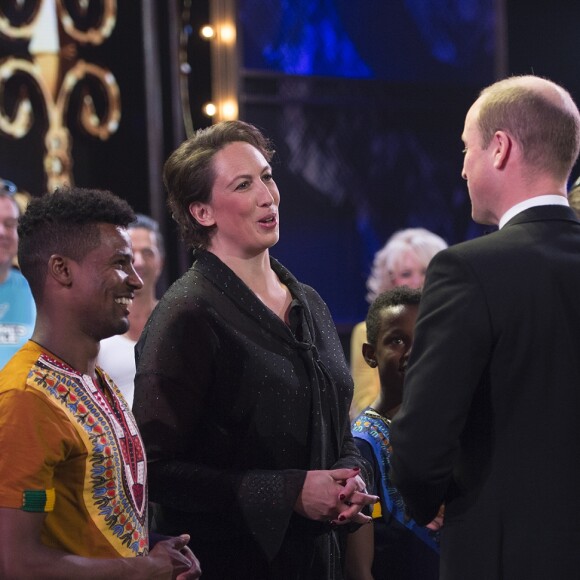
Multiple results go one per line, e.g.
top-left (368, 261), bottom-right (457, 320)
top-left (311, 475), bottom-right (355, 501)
top-left (0, 179), bottom-right (35, 369)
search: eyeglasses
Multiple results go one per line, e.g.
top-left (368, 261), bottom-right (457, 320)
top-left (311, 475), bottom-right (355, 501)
top-left (0, 179), bottom-right (17, 195)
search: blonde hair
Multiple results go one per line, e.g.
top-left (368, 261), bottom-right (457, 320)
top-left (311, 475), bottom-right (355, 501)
top-left (366, 228), bottom-right (447, 303)
top-left (568, 180), bottom-right (580, 219)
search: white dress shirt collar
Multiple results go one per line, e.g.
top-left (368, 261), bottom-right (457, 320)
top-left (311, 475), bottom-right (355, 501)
top-left (498, 195), bottom-right (569, 229)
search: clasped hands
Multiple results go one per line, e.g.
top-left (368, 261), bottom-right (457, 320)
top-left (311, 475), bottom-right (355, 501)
top-left (294, 467), bottom-right (379, 525)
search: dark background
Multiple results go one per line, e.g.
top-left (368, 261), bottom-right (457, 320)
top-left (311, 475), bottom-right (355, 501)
top-left (1, 0), bottom-right (579, 343)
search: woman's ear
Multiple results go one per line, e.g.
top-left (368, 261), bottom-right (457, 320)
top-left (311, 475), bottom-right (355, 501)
top-left (189, 202), bottom-right (215, 227)
top-left (362, 343), bottom-right (378, 368)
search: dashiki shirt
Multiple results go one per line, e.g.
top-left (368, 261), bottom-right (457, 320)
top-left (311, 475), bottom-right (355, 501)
top-left (352, 408), bottom-right (439, 580)
top-left (0, 341), bottom-right (148, 558)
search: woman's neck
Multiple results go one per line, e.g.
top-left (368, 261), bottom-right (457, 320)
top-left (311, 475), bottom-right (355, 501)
top-left (209, 248), bottom-right (271, 290)
top-left (210, 248), bottom-right (292, 321)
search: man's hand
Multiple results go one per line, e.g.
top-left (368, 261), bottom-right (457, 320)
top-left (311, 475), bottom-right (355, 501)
top-left (148, 534), bottom-right (201, 579)
top-left (426, 504), bottom-right (445, 531)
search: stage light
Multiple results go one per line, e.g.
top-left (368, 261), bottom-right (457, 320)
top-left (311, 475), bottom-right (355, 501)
top-left (199, 25), bottom-right (215, 40)
top-left (219, 23), bottom-right (235, 43)
top-left (202, 102), bottom-right (217, 117)
top-left (221, 100), bottom-right (237, 120)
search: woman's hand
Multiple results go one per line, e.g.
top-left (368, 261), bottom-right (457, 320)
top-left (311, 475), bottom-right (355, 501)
top-left (294, 468), bottom-right (378, 525)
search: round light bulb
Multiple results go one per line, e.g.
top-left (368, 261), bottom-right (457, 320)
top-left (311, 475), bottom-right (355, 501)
top-left (203, 102), bottom-right (217, 117)
top-left (200, 25), bottom-right (215, 40)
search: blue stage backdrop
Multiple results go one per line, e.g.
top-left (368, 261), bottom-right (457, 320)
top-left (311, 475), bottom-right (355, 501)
top-left (238, 0), bottom-right (497, 331)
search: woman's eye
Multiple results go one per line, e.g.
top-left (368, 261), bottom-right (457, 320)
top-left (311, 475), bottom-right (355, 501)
top-left (235, 181), bottom-right (250, 190)
top-left (262, 173), bottom-right (273, 182)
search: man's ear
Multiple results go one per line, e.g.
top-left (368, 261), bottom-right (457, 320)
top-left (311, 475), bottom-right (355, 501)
top-left (492, 130), bottom-right (513, 170)
top-left (362, 343), bottom-right (378, 368)
top-left (189, 202), bottom-right (215, 227)
top-left (48, 254), bottom-right (73, 288)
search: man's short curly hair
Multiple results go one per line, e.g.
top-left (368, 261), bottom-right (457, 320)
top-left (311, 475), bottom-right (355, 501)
top-left (18, 187), bottom-right (135, 300)
top-left (163, 120), bottom-right (275, 250)
top-left (365, 286), bottom-right (422, 346)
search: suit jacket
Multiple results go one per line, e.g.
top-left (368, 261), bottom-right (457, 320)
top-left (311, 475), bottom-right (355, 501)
top-left (391, 205), bottom-right (580, 579)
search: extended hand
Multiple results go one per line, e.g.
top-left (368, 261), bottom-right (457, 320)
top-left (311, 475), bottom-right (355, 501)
top-left (426, 504), bottom-right (445, 531)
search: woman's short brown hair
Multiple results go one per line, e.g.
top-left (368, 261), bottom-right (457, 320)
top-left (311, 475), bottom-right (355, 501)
top-left (163, 120), bottom-right (275, 250)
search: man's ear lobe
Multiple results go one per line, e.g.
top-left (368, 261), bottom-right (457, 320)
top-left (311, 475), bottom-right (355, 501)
top-left (362, 343), bottom-right (378, 368)
top-left (48, 254), bottom-right (73, 287)
top-left (189, 202), bottom-right (215, 227)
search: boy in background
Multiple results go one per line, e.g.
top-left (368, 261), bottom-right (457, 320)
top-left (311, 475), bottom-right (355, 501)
top-left (346, 286), bottom-right (440, 580)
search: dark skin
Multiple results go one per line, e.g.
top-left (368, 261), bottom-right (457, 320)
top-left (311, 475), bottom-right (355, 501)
top-left (345, 303), bottom-right (442, 580)
top-left (364, 303), bottom-right (444, 530)
top-left (362, 303), bottom-right (419, 421)
top-left (0, 224), bottom-right (201, 579)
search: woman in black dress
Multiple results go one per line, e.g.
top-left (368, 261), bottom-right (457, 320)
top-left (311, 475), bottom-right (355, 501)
top-left (133, 120), bottom-right (377, 580)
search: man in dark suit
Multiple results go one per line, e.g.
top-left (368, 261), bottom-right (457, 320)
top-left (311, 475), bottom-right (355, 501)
top-left (390, 75), bottom-right (580, 579)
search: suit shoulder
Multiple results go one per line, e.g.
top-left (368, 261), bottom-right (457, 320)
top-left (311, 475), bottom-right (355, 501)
top-left (440, 229), bottom-right (514, 260)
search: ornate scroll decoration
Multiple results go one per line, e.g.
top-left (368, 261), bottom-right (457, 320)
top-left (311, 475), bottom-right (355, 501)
top-left (0, 0), bottom-right (119, 190)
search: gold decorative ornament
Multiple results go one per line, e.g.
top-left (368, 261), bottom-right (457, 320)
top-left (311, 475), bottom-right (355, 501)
top-left (0, 0), bottom-right (120, 190)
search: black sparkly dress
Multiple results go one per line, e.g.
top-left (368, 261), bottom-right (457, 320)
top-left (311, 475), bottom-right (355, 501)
top-left (133, 250), bottom-right (371, 580)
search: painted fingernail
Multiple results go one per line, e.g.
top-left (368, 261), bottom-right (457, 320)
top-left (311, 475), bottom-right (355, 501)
top-left (339, 494), bottom-right (345, 500)
top-left (338, 515), bottom-right (346, 521)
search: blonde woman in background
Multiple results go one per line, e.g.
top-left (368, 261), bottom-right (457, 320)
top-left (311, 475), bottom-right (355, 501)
top-left (349, 228), bottom-right (447, 419)
top-left (568, 176), bottom-right (580, 218)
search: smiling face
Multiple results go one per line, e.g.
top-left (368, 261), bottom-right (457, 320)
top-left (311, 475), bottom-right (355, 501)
top-left (363, 303), bottom-right (418, 406)
top-left (71, 223), bottom-right (143, 341)
top-left (389, 251), bottom-right (426, 289)
top-left (190, 141), bottom-right (280, 259)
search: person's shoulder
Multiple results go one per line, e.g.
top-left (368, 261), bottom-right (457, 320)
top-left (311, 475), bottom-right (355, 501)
top-left (98, 334), bottom-right (135, 361)
top-left (155, 266), bottom-right (211, 310)
top-left (435, 231), bottom-right (503, 263)
top-left (0, 342), bottom-right (44, 394)
top-left (1, 268), bottom-right (31, 289)
top-left (139, 270), bottom-right (215, 348)
top-left (351, 427), bottom-right (379, 471)
top-left (299, 282), bottom-right (324, 301)
top-left (351, 321), bottom-right (366, 339)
